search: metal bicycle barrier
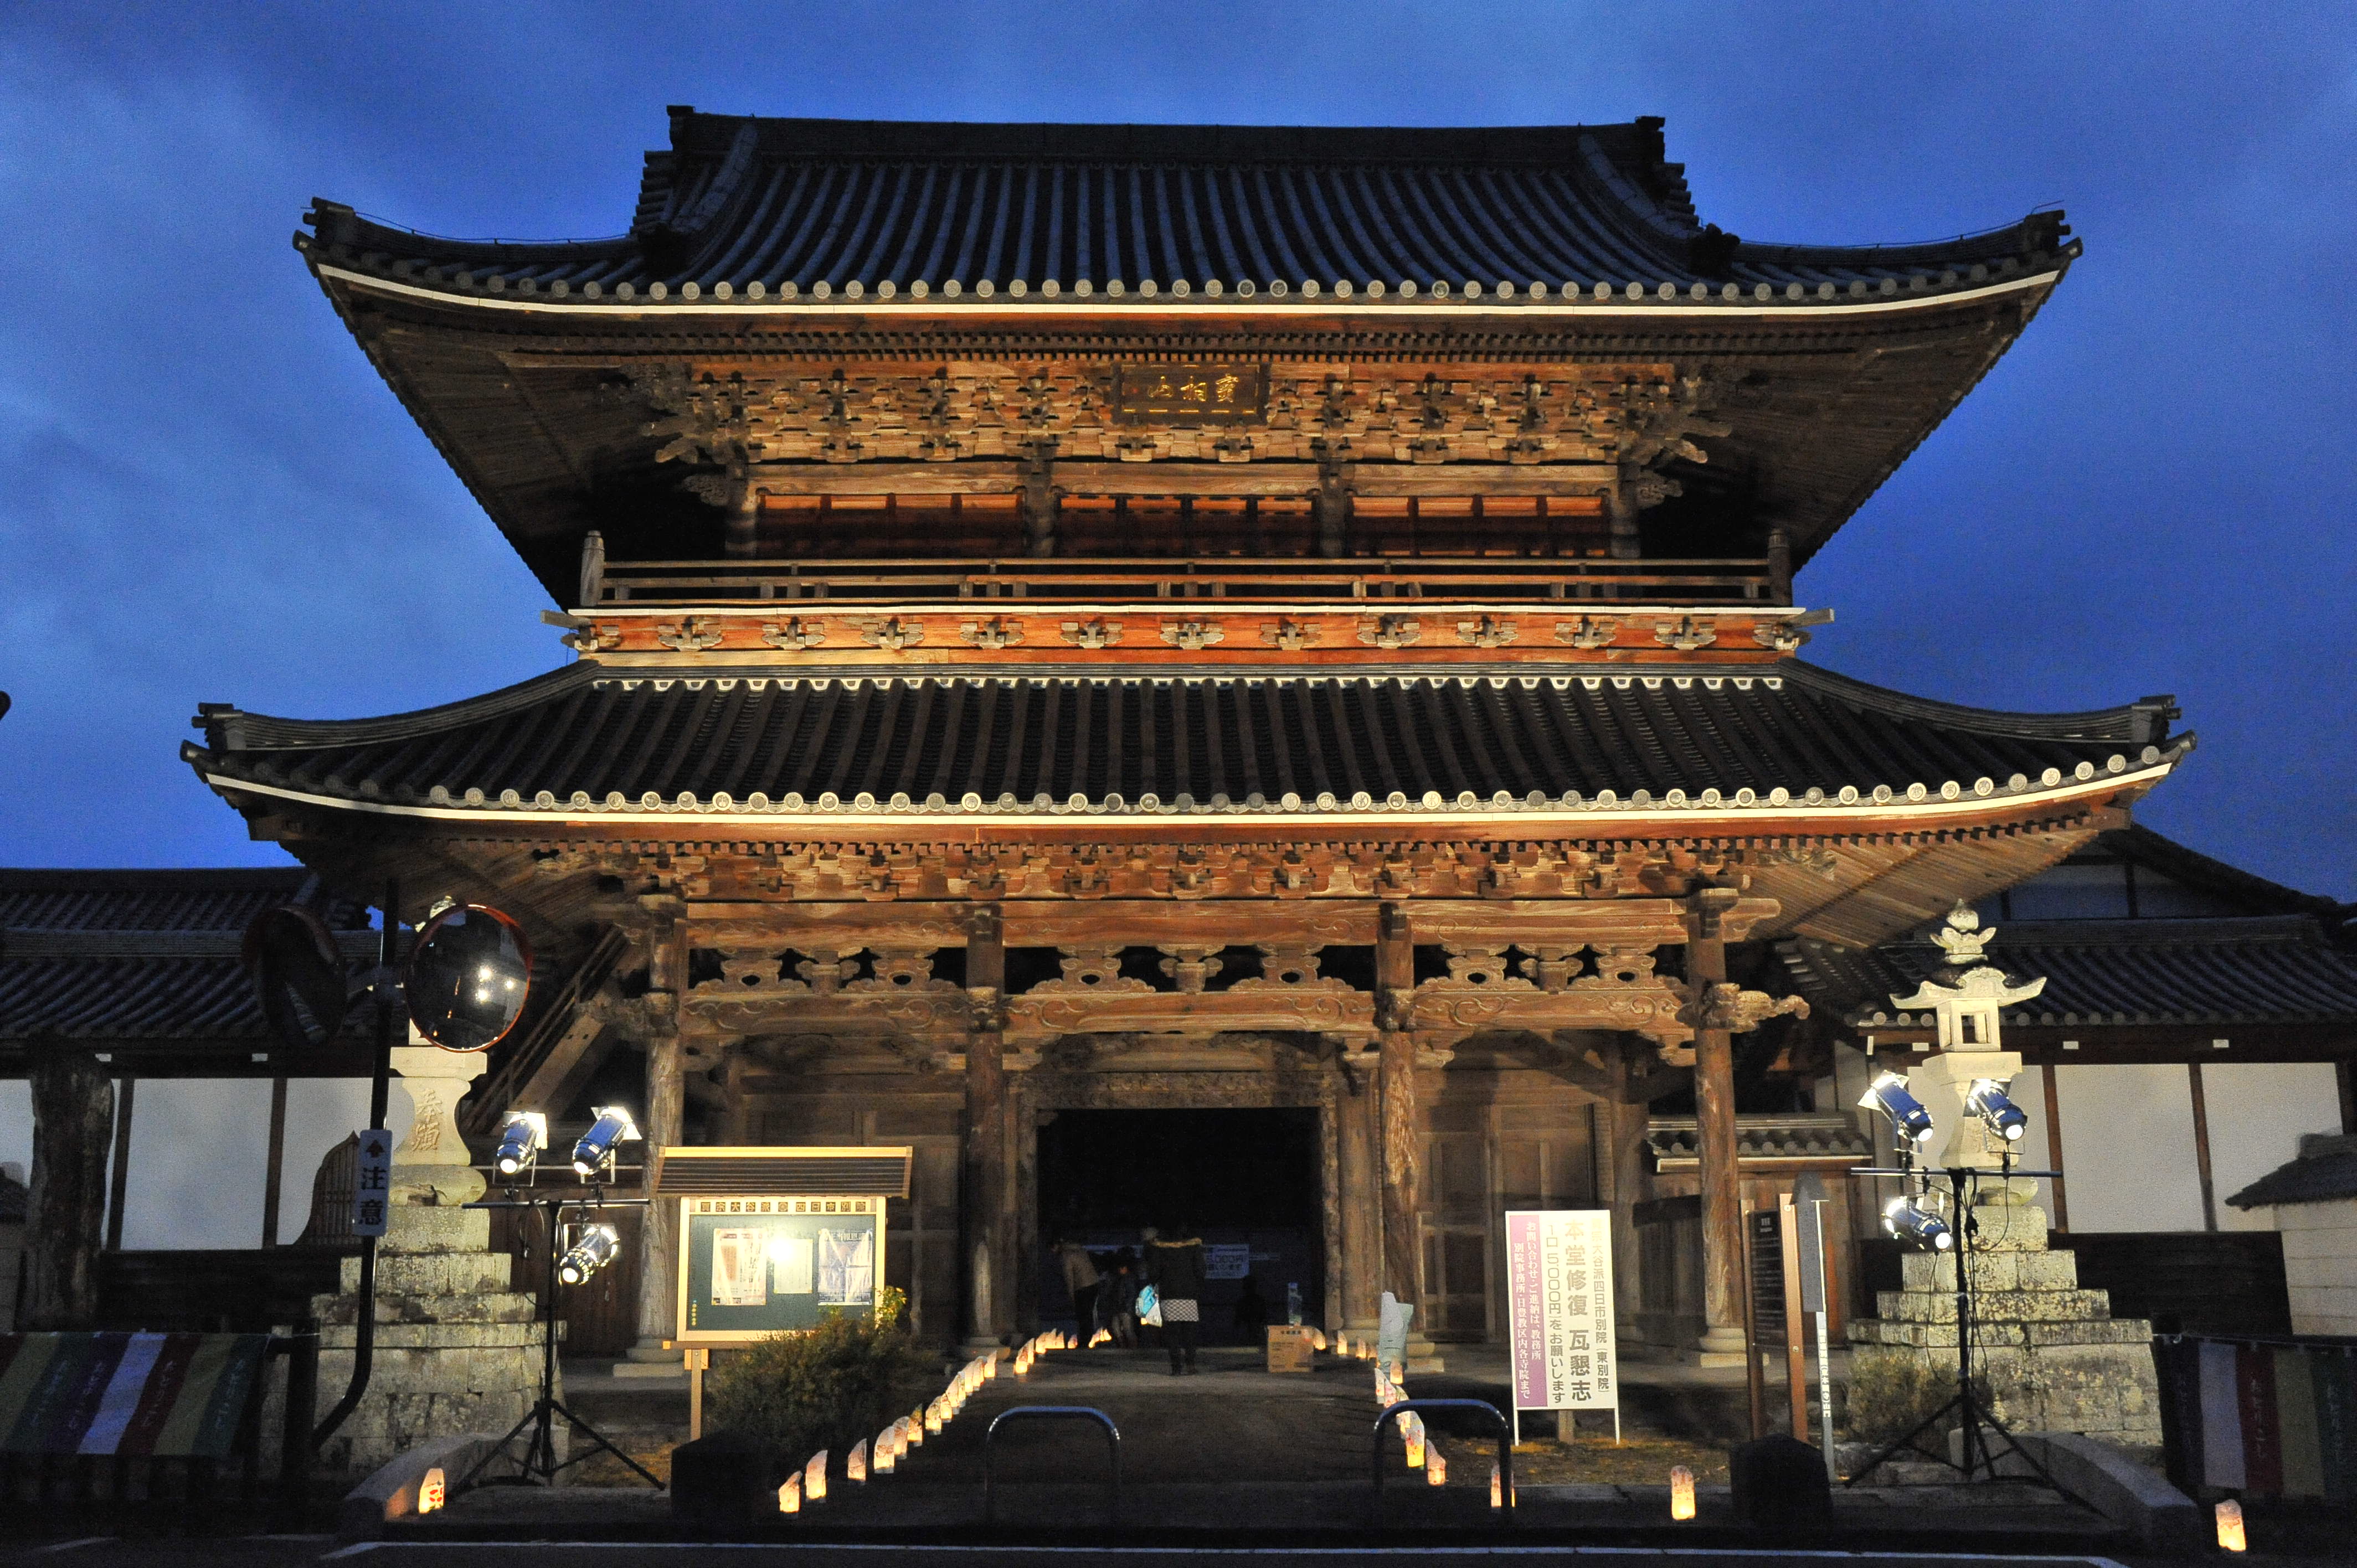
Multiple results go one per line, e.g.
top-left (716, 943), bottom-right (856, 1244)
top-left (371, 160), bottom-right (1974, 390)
top-left (982, 1405), bottom-right (1123, 1525)
top-left (1370, 1397), bottom-right (1514, 1523)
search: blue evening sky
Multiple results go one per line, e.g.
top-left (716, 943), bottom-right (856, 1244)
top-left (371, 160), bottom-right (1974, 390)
top-left (4, 4), bottom-right (2353, 894)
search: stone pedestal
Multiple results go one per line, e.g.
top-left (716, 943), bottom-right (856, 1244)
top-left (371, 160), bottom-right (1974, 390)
top-left (1848, 1200), bottom-right (2161, 1456)
top-left (310, 1046), bottom-right (557, 1477)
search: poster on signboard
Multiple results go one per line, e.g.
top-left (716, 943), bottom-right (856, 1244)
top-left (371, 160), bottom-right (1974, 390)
top-left (678, 1195), bottom-right (883, 1341)
top-left (1505, 1209), bottom-right (1618, 1426)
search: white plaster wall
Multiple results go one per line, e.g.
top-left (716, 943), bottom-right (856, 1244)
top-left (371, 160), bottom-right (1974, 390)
top-left (2201, 1063), bottom-right (2345, 1232)
top-left (0, 1075), bottom-right (413, 1252)
top-left (2278, 1200), bottom-right (2357, 1335)
top-left (2052, 1064), bottom-right (2207, 1232)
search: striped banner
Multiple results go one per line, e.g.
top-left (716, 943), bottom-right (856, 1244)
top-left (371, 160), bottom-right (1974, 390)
top-left (2156, 1335), bottom-right (2357, 1499)
top-left (0, 1334), bottom-right (269, 1458)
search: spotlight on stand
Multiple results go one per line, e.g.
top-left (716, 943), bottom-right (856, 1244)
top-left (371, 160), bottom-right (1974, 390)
top-left (1859, 1071), bottom-right (1936, 1147)
top-left (1964, 1078), bottom-right (2029, 1143)
top-left (1883, 1195), bottom-right (1954, 1251)
top-left (557, 1223), bottom-right (621, 1286)
top-left (572, 1105), bottom-right (641, 1179)
top-left (494, 1110), bottom-right (549, 1179)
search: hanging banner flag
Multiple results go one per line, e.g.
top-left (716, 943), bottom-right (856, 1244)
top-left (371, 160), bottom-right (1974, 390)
top-left (1506, 1209), bottom-right (1617, 1416)
top-left (352, 1128), bottom-right (392, 1238)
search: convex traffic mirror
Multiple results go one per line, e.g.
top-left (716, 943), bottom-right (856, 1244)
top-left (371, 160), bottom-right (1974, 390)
top-left (405, 903), bottom-right (532, 1052)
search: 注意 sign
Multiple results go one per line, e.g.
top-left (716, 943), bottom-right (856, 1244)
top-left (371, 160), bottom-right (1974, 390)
top-left (1114, 363), bottom-right (1268, 424)
top-left (1505, 1209), bottom-right (1617, 1414)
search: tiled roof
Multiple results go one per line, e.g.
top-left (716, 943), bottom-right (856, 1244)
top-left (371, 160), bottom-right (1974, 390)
top-left (1780, 915), bottom-right (2357, 1029)
top-left (302, 112), bottom-right (2072, 310)
top-left (184, 658), bottom-right (2183, 826)
top-left (0, 869), bottom-right (374, 1045)
top-left (2227, 1136), bottom-right (2357, 1209)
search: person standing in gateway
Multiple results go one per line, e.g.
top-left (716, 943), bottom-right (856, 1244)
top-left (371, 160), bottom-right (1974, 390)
top-left (1145, 1226), bottom-right (1206, 1375)
top-left (1056, 1237), bottom-right (1102, 1338)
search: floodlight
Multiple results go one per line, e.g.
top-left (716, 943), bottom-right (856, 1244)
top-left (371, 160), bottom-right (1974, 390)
top-left (572, 1105), bottom-right (641, 1177)
top-left (493, 1110), bottom-right (549, 1177)
top-left (1882, 1195), bottom-right (1954, 1251)
top-left (1964, 1079), bottom-right (2029, 1143)
top-left (1859, 1071), bottom-right (1935, 1146)
top-left (557, 1223), bottom-right (621, 1286)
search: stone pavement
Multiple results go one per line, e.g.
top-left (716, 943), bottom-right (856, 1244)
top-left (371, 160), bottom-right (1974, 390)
top-left (405, 1342), bottom-right (2114, 1546)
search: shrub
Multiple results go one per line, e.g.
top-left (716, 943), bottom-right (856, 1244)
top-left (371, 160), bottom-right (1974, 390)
top-left (704, 1290), bottom-right (935, 1465)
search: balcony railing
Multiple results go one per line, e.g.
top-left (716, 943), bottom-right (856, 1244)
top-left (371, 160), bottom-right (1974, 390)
top-left (589, 555), bottom-right (1783, 608)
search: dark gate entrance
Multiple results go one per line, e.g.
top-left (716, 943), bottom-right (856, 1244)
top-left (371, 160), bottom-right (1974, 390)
top-left (1036, 1107), bottom-right (1322, 1341)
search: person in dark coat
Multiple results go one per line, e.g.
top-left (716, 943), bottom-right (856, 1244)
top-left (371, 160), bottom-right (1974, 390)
top-left (1103, 1251), bottom-right (1140, 1347)
top-left (1145, 1226), bottom-right (1207, 1374)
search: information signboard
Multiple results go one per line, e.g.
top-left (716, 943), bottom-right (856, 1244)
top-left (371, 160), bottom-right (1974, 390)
top-left (676, 1194), bottom-right (883, 1342)
top-left (1505, 1209), bottom-right (1618, 1438)
top-left (352, 1128), bottom-right (392, 1238)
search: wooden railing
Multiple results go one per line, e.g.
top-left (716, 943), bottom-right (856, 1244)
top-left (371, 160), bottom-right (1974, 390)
top-left (590, 554), bottom-right (1782, 608)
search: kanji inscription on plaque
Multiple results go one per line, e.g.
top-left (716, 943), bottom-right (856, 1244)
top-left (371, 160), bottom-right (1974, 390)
top-left (1114, 363), bottom-right (1269, 424)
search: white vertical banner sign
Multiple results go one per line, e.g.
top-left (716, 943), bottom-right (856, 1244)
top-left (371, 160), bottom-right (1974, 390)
top-left (352, 1127), bottom-right (393, 1238)
top-left (1505, 1209), bottom-right (1618, 1443)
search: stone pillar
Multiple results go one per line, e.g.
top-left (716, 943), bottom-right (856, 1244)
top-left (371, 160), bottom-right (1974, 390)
top-left (24, 1039), bottom-right (112, 1330)
top-left (312, 1041), bottom-right (549, 1477)
top-left (1688, 889), bottom-right (1748, 1365)
top-left (622, 910), bottom-right (685, 1371)
top-left (964, 905), bottom-right (1012, 1350)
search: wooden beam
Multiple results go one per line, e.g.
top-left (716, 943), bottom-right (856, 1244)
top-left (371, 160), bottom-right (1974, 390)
top-left (105, 1074), bottom-right (133, 1252)
top-left (1347, 463), bottom-right (1617, 497)
top-left (1052, 462), bottom-right (1320, 498)
top-left (750, 462), bottom-right (1020, 496)
top-left (2188, 1062), bottom-right (2218, 1234)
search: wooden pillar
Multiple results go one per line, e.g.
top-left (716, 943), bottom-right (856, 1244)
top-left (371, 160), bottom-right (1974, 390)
top-left (1688, 889), bottom-right (1748, 1362)
top-left (723, 477), bottom-right (759, 558)
top-left (630, 911), bottom-right (686, 1358)
top-left (1314, 444), bottom-right (1349, 558)
top-left (964, 905), bottom-right (1011, 1347)
top-left (2189, 1062), bottom-right (2219, 1233)
top-left (1336, 1048), bottom-right (1382, 1334)
top-left (1375, 904), bottom-right (1425, 1331)
top-left (27, 1038), bottom-right (114, 1330)
top-left (105, 1074), bottom-right (133, 1251)
top-left (1600, 1036), bottom-right (1651, 1335)
top-left (1605, 474), bottom-right (1641, 561)
top-left (262, 1075), bottom-right (290, 1246)
top-left (1766, 525), bottom-right (1792, 606)
top-left (1019, 445), bottom-right (1057, 558)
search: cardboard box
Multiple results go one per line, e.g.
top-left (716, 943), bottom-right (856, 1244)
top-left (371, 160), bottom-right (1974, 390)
top-left (1267, 1324), bottom-right (1317, 1374)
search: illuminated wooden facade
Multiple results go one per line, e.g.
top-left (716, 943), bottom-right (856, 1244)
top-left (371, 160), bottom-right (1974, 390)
top-left (186, 111), bottom-right (2189, 1360)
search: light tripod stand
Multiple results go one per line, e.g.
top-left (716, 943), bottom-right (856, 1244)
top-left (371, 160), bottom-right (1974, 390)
top-left (1847, 1153), bottom-right (2063, 1488)
top-left (457, 1183), bottom-right (661, 1490)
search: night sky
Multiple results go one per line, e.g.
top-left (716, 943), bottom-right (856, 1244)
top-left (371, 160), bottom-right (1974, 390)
top-left (4, 6), bottom-right (2353, 895)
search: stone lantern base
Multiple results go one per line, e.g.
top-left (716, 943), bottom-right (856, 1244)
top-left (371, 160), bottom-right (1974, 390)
top-left (1848, 1200), bottom-right (2162, 1459)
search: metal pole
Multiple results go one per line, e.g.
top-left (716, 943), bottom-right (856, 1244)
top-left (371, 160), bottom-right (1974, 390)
top-left (315, 876), bottom-right (397, 1448)
top-left (1815, 1306), bottom-right (1836, 1476)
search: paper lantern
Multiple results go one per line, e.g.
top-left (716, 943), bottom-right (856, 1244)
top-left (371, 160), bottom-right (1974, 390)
top-left (984, 1353), bottom-right (1000, 1379)
top-left (847, 1439), bottom-right (867, 1483)
top-left (925, 1402), bottom-right (944, 1435)
top-left (1089, 1328), bottom-right (1110, 1347)
top-left (777, 1474), bottom-right (801, 1514)
top-left (873, 1430), bottom-right (896, 1474)
top-left (2216, 1499), bottom-right (2246, 1552)
top-left (805, 1450), bottom-right (828, 1502)
top-left (1490, 1462), bottom-right (1502, 1508)
top-left (1669, 1464), bottom-right (1696, 1521)
top-left (1310, 1329), bottom-right (1327, 1351)
top-left (907, 1409), bottom-right (925, 1446)
top-left (416, 1467), bottom-right (445, 1514)
top-left (1399, 1412), bottom-right (1425, 1468)
top-left (1427, 1451), bottom-right (1447, 1486)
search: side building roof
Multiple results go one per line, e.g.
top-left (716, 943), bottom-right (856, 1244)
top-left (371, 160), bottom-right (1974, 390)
top-left (1779, 827), bottom-right (2357, 1036)
top-left (0, 868), bottom-right (378, 1071)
